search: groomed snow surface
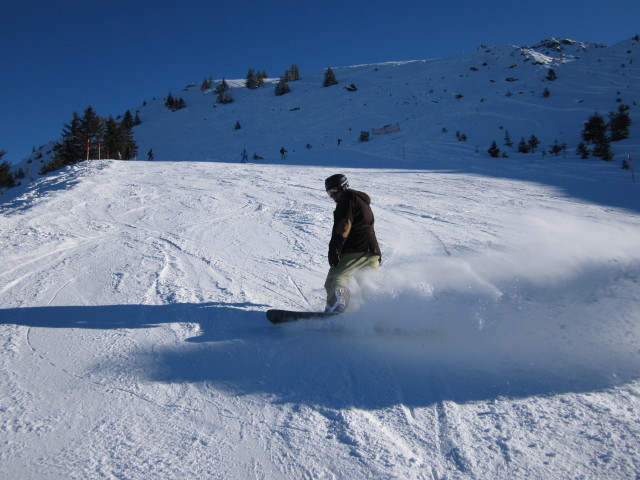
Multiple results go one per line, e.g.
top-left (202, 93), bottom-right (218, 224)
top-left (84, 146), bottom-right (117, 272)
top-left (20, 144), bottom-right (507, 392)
top-left (1, 153), bottom-right (639, 479)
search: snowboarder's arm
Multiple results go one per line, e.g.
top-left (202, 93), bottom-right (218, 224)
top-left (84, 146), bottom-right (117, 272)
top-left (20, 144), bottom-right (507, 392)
top-left (334, 218), bottom-right (352, 240)
top-left (328, 218), bottom-right (351, 266)
top-left (328, 195), bottom-right (355, 266)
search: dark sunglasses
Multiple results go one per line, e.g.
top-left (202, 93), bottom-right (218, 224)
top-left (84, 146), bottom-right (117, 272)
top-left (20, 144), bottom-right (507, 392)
top-left (326, 188), bottom-right (340, 197)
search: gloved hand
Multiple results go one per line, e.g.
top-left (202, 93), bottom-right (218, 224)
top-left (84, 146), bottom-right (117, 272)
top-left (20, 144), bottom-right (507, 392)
top-left (328, 236), bottom-right (344, 267)
top-left (328, 249), bottom-right (341, 267)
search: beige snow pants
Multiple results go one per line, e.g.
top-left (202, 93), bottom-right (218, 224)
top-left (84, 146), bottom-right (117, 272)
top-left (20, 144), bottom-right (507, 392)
top-left (324, 252), bottom-right (380, 308)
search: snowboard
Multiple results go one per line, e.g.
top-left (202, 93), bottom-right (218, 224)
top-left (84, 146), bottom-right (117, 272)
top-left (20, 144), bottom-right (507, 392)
top-left (266, 309), bottom-right (339, 324)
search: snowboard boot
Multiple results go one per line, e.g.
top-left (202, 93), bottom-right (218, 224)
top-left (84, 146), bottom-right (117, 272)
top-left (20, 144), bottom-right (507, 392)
top-left (325, 288), bottom-right (349, 313)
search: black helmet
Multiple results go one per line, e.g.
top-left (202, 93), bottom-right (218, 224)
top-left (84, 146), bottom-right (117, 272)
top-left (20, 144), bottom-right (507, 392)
top-left (325, 174), bottom-right (349, 192)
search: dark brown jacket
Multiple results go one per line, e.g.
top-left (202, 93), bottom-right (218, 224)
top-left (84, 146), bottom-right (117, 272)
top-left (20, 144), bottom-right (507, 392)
top-left (329, 189), bottom-right (381, 259)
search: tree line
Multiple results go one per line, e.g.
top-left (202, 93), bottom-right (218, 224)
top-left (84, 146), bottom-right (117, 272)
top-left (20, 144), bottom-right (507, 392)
top-left (576, 104), bottom-right (631, 161)
top-left (0, 150), bottom-right (16, 189)
top-left (168, 65), bottom-right (339, 109)
top-left (488, 104), bottom-right (632, 162)
top-left (41, 107), bottom-right (139, 174)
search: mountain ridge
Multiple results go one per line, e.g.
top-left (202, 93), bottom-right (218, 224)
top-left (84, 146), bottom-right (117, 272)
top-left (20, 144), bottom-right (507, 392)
top-left (13, 35), bottom-right (639, 178)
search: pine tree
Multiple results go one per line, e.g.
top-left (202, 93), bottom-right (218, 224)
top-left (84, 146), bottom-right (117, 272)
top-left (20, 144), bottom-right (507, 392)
top-left (608, 104), bottom-right (631, 141)
top-left (245, 69), bottom-right (259, 89)
top-left (215, 79), bottom-right (228, 95)
top-left (103, 117), bottom-right (122, 159)
top-left (216, 79), bottom-right (234, 104)
top-left (528, 135), bottom-right (540, 153)
top-left (274, 76), bottom-right (291, 96)
top-left (323, 67), bottom-right (338, 87)
top-left (518, 137), bottom-right (531, 153)
top-left (165, 92), bottom-right (175, 110)
top-left (0, 150), bottom-right (14, 188)
top-left (576, 142), bottom-right (590, 159)
top-left (200, 76), bottom-right (213, 93)
top-left (219, 90), bottom-right (233, 104)
top-left (48, 111), bottom-right (84, 170)
top-left (580, 112), bottom-right (611, 161)
top-left (118, 111), bottom-right (138, 159)
top-left (80, 106), bottom-right (104, 159)
top-left (592, 137), bottom-right (614, 161)
top-left (288, 64), bottom-right (300, 81)
top-left (581, 112), bottom-right (607, 143)
top-left (0, 161), bottom-right (13, 188)
top-left (488, 141), bottom-right (501, 158)
top-left (546, 68), bottom-right (557, 81)
top-left (165, 93), bottom-right (186, 111)
top-left (504, 130), bottom-right (513, 147)
top-left (549, 140), bottom-right (567, 156)
top-left (121, 110), bottom-right (134, 131)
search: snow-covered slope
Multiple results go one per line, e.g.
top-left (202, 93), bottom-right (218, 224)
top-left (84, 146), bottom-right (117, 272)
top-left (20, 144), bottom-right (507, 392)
top-left (15, 36), bottom-right (640, 176)
top-left (1, 36), bottom-right (640, 479)
top-left (127, 37), bottom-right (637, 168)
top-left (1, 147), bottom-right (640, 479)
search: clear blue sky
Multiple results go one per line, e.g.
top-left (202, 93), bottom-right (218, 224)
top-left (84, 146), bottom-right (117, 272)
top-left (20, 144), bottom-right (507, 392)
top-left (1, 0), bottom-right (639, 164)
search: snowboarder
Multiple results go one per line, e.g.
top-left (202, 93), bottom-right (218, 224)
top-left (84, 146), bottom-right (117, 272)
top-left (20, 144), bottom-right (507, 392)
top-left (324, 174), bottom-right (381, 313)
top-left (280, 147), bottom-right (287, 160)
top-left (147, 149), bottom-right (154, 161)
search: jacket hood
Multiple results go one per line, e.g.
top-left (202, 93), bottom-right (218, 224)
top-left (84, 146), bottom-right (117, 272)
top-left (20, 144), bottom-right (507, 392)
top-left (349, 189), bottom-right (371, 205)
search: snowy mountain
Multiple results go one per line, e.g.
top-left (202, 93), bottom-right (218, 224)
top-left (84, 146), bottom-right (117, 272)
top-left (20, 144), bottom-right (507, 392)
top-left (15, 35), bottom-right (640, 176)
top-left (1, 37), bottom-right (639, 479)
top-left (133, 36), bottom-right (639, 167)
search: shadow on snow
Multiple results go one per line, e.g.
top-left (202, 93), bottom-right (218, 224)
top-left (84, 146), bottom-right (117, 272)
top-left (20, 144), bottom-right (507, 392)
top-left (1, 301), bottom-right (638, 410)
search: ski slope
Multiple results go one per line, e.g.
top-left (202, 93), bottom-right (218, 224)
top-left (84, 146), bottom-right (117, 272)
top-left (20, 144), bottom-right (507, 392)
top-left (2, 35), bottom-right (640, 479)
top-left (1, 153), bottom-right (640, 479)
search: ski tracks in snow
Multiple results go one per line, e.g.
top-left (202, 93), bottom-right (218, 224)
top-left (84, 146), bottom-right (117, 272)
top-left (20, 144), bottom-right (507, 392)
top-left (2, 160), bottom-right (640, 479)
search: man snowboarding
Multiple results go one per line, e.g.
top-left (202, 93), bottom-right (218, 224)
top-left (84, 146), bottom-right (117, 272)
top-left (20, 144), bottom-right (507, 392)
top-left (266, 174), bottom-right (381, 324)
top-left (323, 174), bottom-right (381, 313)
